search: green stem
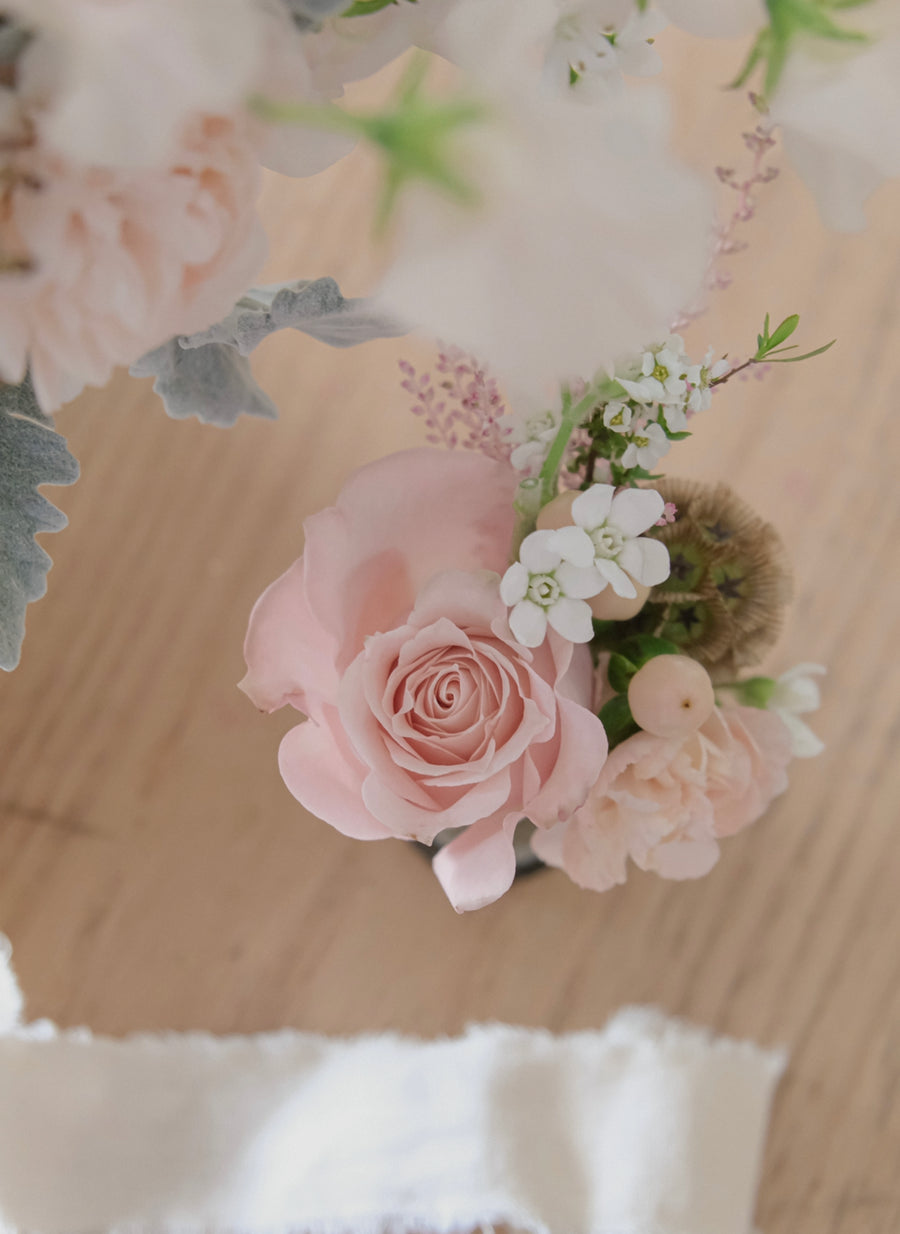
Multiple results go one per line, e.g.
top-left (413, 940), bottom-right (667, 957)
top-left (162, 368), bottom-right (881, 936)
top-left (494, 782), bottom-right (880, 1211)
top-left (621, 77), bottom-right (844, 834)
top-left (538, 383), bottom-right (601, 505)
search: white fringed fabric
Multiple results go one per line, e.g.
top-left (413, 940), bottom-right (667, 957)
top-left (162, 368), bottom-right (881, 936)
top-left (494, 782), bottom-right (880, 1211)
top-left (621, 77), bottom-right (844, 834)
top-left (0, 938), bottom-right (784, 1234)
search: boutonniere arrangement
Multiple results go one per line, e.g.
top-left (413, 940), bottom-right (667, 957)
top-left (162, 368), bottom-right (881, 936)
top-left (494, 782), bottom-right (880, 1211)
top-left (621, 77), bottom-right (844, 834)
top-left (4, 0), bottom-right (890, 906)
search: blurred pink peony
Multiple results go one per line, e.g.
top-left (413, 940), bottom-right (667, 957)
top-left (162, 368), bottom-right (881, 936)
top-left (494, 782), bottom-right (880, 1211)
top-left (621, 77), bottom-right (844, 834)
top-left (533, 702), bottom-right (792, 891)
top-left (0, 114), bottom-right (265, 411)
top-left (240, 449), bottom-right (607, 912)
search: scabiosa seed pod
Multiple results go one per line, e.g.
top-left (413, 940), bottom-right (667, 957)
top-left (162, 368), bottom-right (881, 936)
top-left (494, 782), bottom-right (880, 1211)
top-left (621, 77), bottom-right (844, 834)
top-left (639, 478), bottom-right (793, 679)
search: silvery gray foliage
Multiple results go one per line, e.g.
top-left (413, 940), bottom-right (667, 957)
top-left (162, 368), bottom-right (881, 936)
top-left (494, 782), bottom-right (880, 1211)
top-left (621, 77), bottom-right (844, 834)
top-left (130, 340), bottom-right (278, 427)
top-left (134, 278), bottom-right (406, 427)
top-left (0, 377), bottom-right (79, 671)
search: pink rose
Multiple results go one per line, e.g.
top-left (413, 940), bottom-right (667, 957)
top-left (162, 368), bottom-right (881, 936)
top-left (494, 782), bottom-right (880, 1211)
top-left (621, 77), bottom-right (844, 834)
top-left (533, 703), bottom-right (793, 891)
top-left (241, 449), bottom-right (608, 912)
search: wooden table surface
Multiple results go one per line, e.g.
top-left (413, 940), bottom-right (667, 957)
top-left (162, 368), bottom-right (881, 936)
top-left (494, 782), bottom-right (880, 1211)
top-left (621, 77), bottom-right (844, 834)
top-left (1, 33), bottom-right (899, 1234)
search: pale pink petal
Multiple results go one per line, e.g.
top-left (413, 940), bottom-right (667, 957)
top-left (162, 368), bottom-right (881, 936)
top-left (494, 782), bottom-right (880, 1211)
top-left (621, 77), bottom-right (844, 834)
top-left (432, 813), bottom-right (520, 912)
top-left (362, 766), bottom-right (513, 845)
top-left (277, 713), bottom-right (392, 841)
top-left (240, 558), bottom-right (339, 717)
top-left (525, 695), bottom-right (608, 828)
top-left (303, 450), bottom-right (518, 672)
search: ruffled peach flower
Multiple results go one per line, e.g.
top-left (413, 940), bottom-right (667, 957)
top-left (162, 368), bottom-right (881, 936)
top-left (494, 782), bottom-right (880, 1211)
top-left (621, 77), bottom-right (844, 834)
top-left (533, 703), bottom-right (792, 890)
top-left (0, 114), bottom-right (265, 411)
top-left (241, 449), bottom-right (607, 912)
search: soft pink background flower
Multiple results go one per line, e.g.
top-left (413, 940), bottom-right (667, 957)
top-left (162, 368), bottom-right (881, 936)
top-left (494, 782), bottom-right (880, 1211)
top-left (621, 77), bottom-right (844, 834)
top-left (0, 114), bottom-right (265, 411)
top-left (241, 449), bottom-right (607, 912)
top-left (533, 703), bottom-right (793, 891)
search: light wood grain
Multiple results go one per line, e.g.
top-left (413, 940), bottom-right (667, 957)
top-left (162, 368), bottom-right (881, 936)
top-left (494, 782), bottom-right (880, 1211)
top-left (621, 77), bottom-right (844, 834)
top-left (2, 31), bottom-right (900, 1234)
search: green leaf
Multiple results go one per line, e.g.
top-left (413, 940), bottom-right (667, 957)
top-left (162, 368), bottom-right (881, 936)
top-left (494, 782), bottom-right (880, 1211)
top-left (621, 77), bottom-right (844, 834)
top-left (765, 313), bottom-right (800, 350)
top-left (598, 694), bottom-right (640, 751)
top-left (616, 633), bottom-right (680, 667)
top-left (736, 676), bottom-right (778, 708)
top-left (342, 0), bottom-right (399, 15)
top-left (0, 379), bottom-right (79, 670)
top-left (607, 653), bottom-right (638, 694)
top-left (767, 339), bottom-right (836, 363)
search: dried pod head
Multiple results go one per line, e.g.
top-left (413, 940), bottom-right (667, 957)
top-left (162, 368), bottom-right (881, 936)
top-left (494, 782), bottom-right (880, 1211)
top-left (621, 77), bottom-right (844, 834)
top-left (640, 478), bottom-right (793, 678)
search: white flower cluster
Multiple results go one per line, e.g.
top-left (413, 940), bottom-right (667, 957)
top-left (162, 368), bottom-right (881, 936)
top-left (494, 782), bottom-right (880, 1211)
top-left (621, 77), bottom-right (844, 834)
top-left (603, 335), bottom-right (729, 471)
top-left (500, 483), bottom-right (670, 646)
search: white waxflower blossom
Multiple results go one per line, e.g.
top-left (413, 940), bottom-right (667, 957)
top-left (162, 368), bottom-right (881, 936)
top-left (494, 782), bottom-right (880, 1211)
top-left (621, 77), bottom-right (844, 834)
top-left (508, 405), bottom-right (563, 472)
top-left (378, 1), bottom-right (711, 392)
top-left (8, 0), bottom-right (270, 168)
top-left (545, 0), bottom-right (666, 96)
top-left (618, 335), bottom-right (692, 405)
top-left (767, 663), bottom-right (826, 758)
top-left (569, 483), bottom-right (670, 597)
top-left (501, 527), bottom-right (602, 647)
top-left (769, 2), bottom-right (900, 231)
top-left (656, 0), bottom-right (765, 38)
top-left (602, 400), bottom-right (633, 434)
top-left (620, 419), bottom-right (669, 470)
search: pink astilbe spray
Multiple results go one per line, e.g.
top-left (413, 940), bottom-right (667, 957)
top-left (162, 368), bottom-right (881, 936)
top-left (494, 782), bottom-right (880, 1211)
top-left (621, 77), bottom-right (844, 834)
top-left (400, 347), bottom-right (513, 464)
top-left (672, 105), bottom-right (779, 331)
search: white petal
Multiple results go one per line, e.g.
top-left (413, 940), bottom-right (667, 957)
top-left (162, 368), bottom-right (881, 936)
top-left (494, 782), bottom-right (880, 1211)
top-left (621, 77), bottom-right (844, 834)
top-left (519, 529), bottom-right (561, 573)
top-left (550, 525), bottom-right (595, 567)
top-left (556, 561), bottom-right (604, 600)
top-left (779, 712), bottom-right (825, 759)
top-left (571, 483), bottom-right (614, 530)
top-left (660, 404), bottom-right (688, 432)
top-left (609, 486), bottom-right (665, 537)
top-left (500, 560), bottom-right (529, 605)
top-left (618, 536), bottom-right (670, 587)
top-left (509, 599), bottom-right (548, 648)
top-left (547, 597), bottom-right (595, 643)
top-left (596, 557), bottom-right (637, 599)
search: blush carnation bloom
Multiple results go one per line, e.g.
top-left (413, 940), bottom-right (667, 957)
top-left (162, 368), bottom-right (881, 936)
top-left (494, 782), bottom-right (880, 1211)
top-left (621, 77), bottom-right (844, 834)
top-left (240, 449), bottom-right (608, 913)
top-left (532, 703), bottom-right (792, 891)
top-left (0, 115), bottom-right (265, 411)
top-left (8, 0), bottom-right (268, 169)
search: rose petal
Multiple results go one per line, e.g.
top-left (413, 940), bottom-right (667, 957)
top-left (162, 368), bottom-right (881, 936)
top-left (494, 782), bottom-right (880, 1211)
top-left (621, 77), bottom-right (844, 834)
top-left (277, 712), bottom-right (392, 841)
top-left (432, 813), bottom-right (520, 912)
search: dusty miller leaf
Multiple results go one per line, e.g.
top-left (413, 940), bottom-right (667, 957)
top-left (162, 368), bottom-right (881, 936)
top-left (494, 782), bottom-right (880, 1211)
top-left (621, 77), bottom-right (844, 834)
top-left (130, 341), bottom-right (278, 427)
top-left (133, 277), bottom-right (405, 427)
top-left (0, 379), bottom-right (79, 671)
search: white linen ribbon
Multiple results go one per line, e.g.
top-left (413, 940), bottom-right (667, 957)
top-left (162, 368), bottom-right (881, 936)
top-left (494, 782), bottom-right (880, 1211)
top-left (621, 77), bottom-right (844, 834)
top-left (0, 937), bottom-right (785, 1234)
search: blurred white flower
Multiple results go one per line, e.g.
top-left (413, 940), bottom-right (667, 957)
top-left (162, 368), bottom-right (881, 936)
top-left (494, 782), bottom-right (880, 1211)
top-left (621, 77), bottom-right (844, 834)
top-left (656, 0), bottom-right (764, 39)
top-left (603, 400), bottom-right (633, 433)
top-left (769, 2), bottom-right (900, 231)
top-left (8, 0), bottom-right (270, 168)
top-left (378, 5), bottom-right (711, 391)
top-left (767, 663), bottom-right (825, 758)
top-left (508, 404), bottom-right (563, 472)
top-left (545, 0), bottom-right (666, 95)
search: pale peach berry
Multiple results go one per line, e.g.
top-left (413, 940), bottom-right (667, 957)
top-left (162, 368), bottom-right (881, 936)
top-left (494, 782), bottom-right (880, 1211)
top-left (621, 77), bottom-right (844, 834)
top-left (627, 654), bottom-right (715, 739)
